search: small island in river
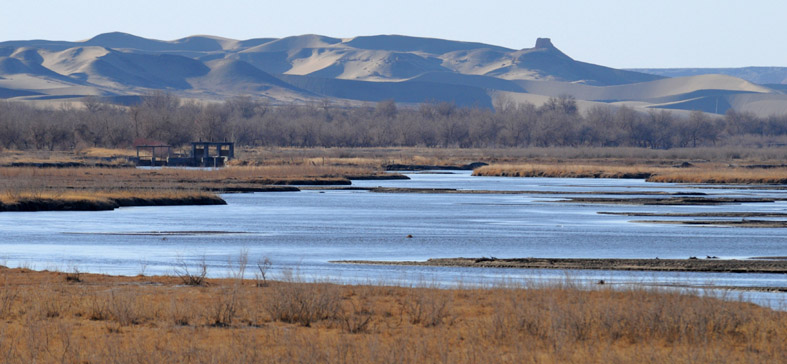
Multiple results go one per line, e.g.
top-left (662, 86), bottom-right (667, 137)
top-left (335, 257), bottom-right (787, 274)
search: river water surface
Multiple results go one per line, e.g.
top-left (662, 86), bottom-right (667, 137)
top-left (1, 171), bottom-right (785, 307)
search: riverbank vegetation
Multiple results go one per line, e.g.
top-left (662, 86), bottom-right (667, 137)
top-left (1, 94), bottom-right (786, 151)
top-left (337, 257), bottom-right (787, 274)
top-left (473, 162), bottom-right (787, 184)
top-left (0, 161), bottom-right (403, 211)
top-left (2, 146), bottom-right (786, 212)
top-left (0, 189), bottom-right (225, 212)
top-left (0, 265), bottom-right (784, 363)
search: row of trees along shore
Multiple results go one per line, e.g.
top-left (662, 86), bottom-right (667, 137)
top-left (1, 93), bottom-right (786, 151)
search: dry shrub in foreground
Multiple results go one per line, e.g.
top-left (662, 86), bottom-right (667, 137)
top-left (0, 266), bottom-right (784, 363)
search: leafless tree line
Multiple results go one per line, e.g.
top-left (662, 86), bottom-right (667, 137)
top-left (1, 93), bottom-right (786, 151)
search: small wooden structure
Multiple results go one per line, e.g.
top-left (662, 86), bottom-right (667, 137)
top-left (191, 141), bottom-right (234, 167)
top-left (131, 142), bottom-right (234, 167)
top-left (135, 145), bottom-right (172, 166)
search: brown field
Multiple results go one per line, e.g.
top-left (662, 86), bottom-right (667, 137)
top-left (0, 265), bottom-right (784, 364)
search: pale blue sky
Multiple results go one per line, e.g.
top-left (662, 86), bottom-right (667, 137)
top-left (2, 0), bottom-right (785, 68)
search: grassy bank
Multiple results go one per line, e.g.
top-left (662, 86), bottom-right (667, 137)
top-left (233, 146), bottom-right (787, 168)
top-left (3, 146), bottom-right (786, 213)
top-left (0, 163), bottom-right (398, 211)
top-left (0, 265), bottom-right (784, 363)
top-left (337, 257), bottom-right (787, 274)
top-left (0, 190), bottom-right (225, 212)
top-left (474, 163), bottom-right (787, 184)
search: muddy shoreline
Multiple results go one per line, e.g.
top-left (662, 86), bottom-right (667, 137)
top-left (334, 257), bottom-right (787, 274)
top-left (559, 196), bottom-right (785, 205)
top-left (0, 195), bottom-right (227, 212)
top-left (600, 211), bottom-right (787, 217)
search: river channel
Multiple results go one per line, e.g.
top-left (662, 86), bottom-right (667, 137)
top-left (1, 171), bottom-right (785, 307)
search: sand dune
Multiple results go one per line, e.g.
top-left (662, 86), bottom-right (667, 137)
top-left (1, 48), bottom-right (81, 84)
top-left (84, 32), bottom-right (174, 51)
top-left (727, 93), bottom-right (787, 115)
top-left (170, 35), bottom-right (236, 52)
top-left (345, 34), bottom-right (513, 54)
top-left (41, 47), bottom-right (111, 76)
top-left (79, 50), bottom-right (209, 89)
top-left (0, 32), bottom-right (784, 116)
top-left (409, 71), bottom-right (526, 92)
top-left (631, 67), bottom-right (787, 85)
top-left (193, 59), bottom-right (310, 96)
top-left (304, 50), bottom-right (449, 80)
top-left (0, 74), bottom-right (102, 98)
top-left (281, 74), bottom-right (493, 107)
top-left (246, 34), bottom-right (343, 54)
top-left (515, 74), bottom-right (771, 101)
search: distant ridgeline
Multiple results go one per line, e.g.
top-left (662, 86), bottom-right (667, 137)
top-left (0, 32), bottom-right (785, 116)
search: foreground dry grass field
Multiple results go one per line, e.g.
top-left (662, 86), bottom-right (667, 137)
top-left (0, 265), bottom-right (784, 364)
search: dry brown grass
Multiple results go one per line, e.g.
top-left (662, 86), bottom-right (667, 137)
top-left (475, 163), bottom-right (787, 184)
top-left (648, 168), bottom-right (787, 184)
top-left (0, 151), bottom-right (397, 210)
top-left (0, 189), bottom-right (224, 211)
top-left (235, 146), bottom-right (787, 167)
top-left (474, 163), bottom-right (661, 179)
top-left (5, 146), bottom-right (787, 167)
top-left (0, 266), bottom-right (783, 363)
top-left (0, 164), bottom-right (382, 199)
top-left (3, 146), bottom-right (786, 202)
top-left (77, 147), bottom-right (138, 158)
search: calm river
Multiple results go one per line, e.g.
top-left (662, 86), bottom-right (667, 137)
top-left (1, 171), bottom-right (785, 307)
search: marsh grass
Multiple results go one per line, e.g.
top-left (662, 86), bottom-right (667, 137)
top-left (0, 265), bottom-right (783, 363)
top-left (474, 163), bottom-right (660, 179)
top-left (0, 163), bottom-right (383, 196)
top-left (475, 162), bottom-right (787, 184)
top-left (0, 188), bottom-right (224, 212)
top-left (235, 146), bottom-right (787, 167)
top-left (648, 168), bottom-right (787, 184)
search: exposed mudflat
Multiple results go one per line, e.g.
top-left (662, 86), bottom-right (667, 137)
top-left (559, 196), bottom-right (783, 205)
top-left (364, 187), bottom-right (707, 196)
top-left (334, 257), bottom-right (787, 274)
top-left (600, 212), bottom-right (787, 217)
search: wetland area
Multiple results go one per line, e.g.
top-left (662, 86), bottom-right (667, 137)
top-left (2, 170), bottom-right (785, 307)
top-left (1, 150), bottom-right (786, 363)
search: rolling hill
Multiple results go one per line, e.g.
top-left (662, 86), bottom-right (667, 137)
top-left (630, 67), bottom-right (787, 85)
top-left (0, 32), bottom-right (785, 115)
